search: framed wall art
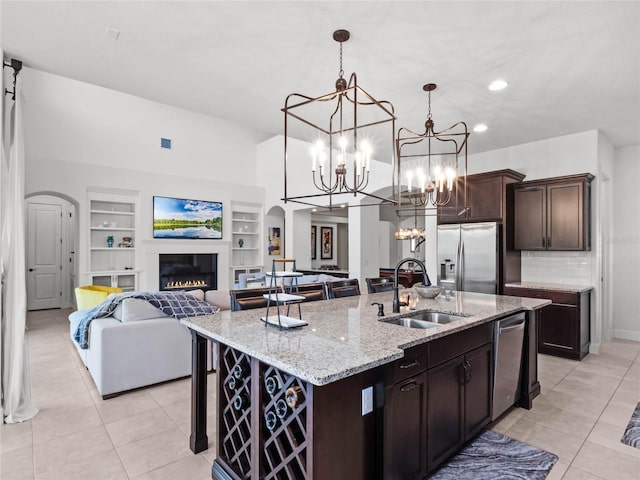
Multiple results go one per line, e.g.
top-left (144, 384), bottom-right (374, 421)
top-left (268, 227), bottom-right (281, 256)
top-left (321, 226), bottom-right (333, 260)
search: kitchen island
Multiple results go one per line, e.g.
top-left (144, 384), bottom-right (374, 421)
top-left (181, 290), bottom-right (549, 480)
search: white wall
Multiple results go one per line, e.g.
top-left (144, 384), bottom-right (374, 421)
top-left (612, 144), bottom-right (640, 340)
top-left (22, 68), bottom-right (266, 292)
top-left (22, 68), bottom-right (260, 182)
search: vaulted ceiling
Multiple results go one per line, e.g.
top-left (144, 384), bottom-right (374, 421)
top-left (2, 1), bottom-right (639, 159)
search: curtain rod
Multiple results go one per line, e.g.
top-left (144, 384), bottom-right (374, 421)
top-left (3, 58), bottom-right (23, 100)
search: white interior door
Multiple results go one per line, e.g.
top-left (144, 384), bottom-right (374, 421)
top-left (27, 202), bottom-right (62, 310)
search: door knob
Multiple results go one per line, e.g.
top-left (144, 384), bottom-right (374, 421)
top-left (28, 268), bottom-right (35, 272)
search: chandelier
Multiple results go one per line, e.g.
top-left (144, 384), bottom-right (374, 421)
top-left (395, 83), bottom-right (469, 217)
top-left (395, 208), bottom-right (426, 252)
top-left (282, 30), bottom-right (397, 210)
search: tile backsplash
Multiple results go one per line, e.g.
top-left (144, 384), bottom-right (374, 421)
top-left (520, 251), bottom-right (592, 285)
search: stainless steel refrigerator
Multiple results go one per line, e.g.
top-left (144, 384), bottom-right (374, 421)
top-left (437, 222), bottom-right (499, 294)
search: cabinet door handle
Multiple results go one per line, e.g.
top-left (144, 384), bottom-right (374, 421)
top-left (399, 359), bottom-right (420, 369)
top-left (400, 382), bottom-right (419, 393)
top-left (464, 360), bottom-right (472, 384)
top-left (547, 236), bottom-right (551, 248)
top-left (542, 237), bottom-right (546, 248)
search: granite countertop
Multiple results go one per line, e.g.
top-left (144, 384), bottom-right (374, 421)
top-left (181, 290), bottom-right (549, 387)
top-left (504, 281), bottom-right (593, 293)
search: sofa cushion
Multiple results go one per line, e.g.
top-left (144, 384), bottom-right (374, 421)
top-left (205, 289), bottom-right (231, 311)
top-left (185, 289), bottom-right (205, 301)
top-left (112, 298), bottom-right (169, 323)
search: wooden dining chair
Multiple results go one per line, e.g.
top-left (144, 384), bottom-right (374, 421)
top-left (327, 279), bottom-right (361, 299)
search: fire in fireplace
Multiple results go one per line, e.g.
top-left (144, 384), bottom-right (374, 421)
top-left (159, 254), bottom-right (218, 291)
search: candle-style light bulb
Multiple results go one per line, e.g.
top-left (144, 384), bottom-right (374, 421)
top-left (339, 135), bottom-right (348, 166)
top-left (446, 167), bottom-right (455, 190)
top-left (433, 165), bottom-right (442, 190)
top-left (406, 170), bottom-right (414, 192)
top-left (360, 140), bottom-right (372, 172)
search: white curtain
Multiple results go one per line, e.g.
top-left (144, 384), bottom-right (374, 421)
top-left (1, 79), bottom-right (38, 423)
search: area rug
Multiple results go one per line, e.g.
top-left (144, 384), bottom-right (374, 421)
top-left (430, 430), bottom-right (558, 480)
top-left (620, 402), bottom-right (640, 449)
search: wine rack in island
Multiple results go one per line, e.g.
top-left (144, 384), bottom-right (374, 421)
top-left (216, 345), bottom-right (311, 480)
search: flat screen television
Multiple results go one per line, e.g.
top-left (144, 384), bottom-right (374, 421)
top-left (153, 196), bottom-right (223, 239)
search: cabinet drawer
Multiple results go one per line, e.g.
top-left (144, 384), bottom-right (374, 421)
top-left (504, 287), bottom-right (577, 306)
top-left (391, 343), bottom-right (428, 384)
top-left (428, 323), bottom-right (492, 368)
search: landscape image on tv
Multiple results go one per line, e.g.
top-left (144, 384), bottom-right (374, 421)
top-left (153, 196), bottom-right (222, 239)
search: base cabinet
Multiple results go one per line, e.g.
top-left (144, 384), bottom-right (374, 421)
top-left (383, 373), bottom-right (428, 480)
top-left (504, 286), bottom-right (591, 360)
top-left (383, 323), bottom-right (493, 478)
top-left (90, 272), bottom-right (138, 292)
top-left (427, 343), bottom-right (492, 472)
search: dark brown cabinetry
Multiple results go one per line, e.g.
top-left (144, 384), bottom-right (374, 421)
top-left (383, 372), bottom-right (428, 480)
top-left (437, 169), bottom-right (525, 293)
top-left (427, 323), bottom-right (493, 472)
top-left (382, 324), bottom-right (493, 478)
top-left (383, 343), bottom-right (428, 480)
top-left (513, 173), bottom-right (594, 251)
top-left (438, 169), bottom-right (525, 224)
top-left (504, 286), bottom-right (591, 360)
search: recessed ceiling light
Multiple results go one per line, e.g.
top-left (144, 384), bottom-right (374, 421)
top-left (312, 208), bottom-right (317, 212)
top-left (473, 124), bottom-right (488, 133)
top-left (488, 79), bottom-right (508, 91)
top-left (341, 204), bottom-right (347, 208)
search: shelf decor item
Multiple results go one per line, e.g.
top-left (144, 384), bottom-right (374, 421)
top-left (106, 236), bottom-right (114, 248)
top-left (153, 196), bottom-right (222, 239)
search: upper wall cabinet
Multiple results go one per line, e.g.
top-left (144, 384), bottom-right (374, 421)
top-left (513, 173), bottom-right (594, 251)
top-left (438, 169), bottom-right (525, 224)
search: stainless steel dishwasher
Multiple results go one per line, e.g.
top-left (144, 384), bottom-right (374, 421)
top-left (492, 312), bottom-right (526, 421)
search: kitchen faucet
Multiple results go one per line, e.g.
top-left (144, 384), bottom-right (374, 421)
top-left (393, 257), bottom-right (432, 313)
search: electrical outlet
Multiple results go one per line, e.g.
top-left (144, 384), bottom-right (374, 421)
top-left (161, 138), bottom-right (172, 149)
top-left (361, 386), bottom-right (373, 416)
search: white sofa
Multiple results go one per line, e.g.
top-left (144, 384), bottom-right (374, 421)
top-left (69, 289), bottom-right (230, 398)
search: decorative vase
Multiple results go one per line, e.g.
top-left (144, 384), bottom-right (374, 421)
top-left (238, 239), bottom-right (244, 248)
top-left (107, 236), bottom-right (114, 248)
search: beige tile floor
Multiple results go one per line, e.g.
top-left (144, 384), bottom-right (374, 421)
top-left (0, 308), bottom-right (638, 479)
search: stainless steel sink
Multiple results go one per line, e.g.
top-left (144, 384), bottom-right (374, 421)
top-left (382, 317), bottom-right (440, 329)
top-left (404, 311), bottom-right (466, 324)
top-left (381, 311), bottom-right (467, 329)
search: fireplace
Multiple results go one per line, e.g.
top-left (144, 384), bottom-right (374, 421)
top-left (159, 254), bottom-right (218, 291)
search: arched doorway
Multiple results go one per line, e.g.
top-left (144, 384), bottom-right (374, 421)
top-left (25, 193), bottom-right (78, 310)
